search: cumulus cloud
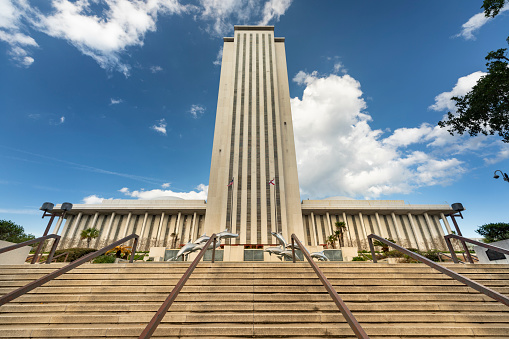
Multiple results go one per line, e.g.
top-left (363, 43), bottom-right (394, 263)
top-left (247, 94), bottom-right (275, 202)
top-left (151, 118), bottom-right (167, 135)
top-left (83, 195), bottom-right (113, 204)
top-left (259, 0), bottom-right (292, 25)
top-left (119, 184), bottom-right (208, 200)
top-left (455, 5), bottom-right (509, 40)
top-left (290, 70), bottom-right (469, 199)
top-left (162, 182), bottom-right (170, 188)
top-left (0, 0), bottom-right (38, 66)
top-left (149, 65), bottom-right (163, 73)
top-left (429, 71), bottom-right (486, 113)
top-left (34, 0), bottom-right (189, 76)
top-left (189, 104), bottom-right (205, 118)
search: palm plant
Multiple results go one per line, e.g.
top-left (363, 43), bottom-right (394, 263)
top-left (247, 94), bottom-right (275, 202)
top-left (334, 221), bottom-right (347, 247)
top-left (326, 235), bottom-right (336, 249)
top-left (80, 228), bottom-right (100, 248)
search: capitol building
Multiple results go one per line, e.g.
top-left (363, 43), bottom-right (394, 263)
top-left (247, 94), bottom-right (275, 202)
top-left (50, 26), bottom-right (456, 261)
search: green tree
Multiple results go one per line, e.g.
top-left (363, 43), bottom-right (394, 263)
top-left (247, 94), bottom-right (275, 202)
top-left (438, 1), bottom-right (509, 142)
top-left (80, 228), bottom-right (100, 248)
top-left (475, 222), bottom-right (509, 242)
top-left (0, 219), bottom-right (35, 243)
top-left (334, 221), bottom-right (347, 247)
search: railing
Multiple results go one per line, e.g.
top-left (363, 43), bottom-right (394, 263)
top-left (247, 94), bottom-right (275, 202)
top-left (291, 234), bottom-right (370, 339)
top-left (367, 234), bottom-right (509, 307)
top-left (138, 234), bottom-right (218, 339)
top-left (0, 234), bottom-right (61, 265)
top-left (0, 233), bottom-right (139, 307)
top-left (444, 234), bottom-right (509, 264)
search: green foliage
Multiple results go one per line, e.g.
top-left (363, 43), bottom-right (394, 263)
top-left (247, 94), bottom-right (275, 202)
top-left (482, 0), bottom-right (507, 17)
top-left (80, 228), bottom-right (100, 248)
top-left (422, 250), bottom-right (442, 262)
top-left (53, 248), bottom-right (96, 262)
top-left (352, 256), bottom-right (367, 261)
top-left (0, 219), bottom-right (35, 243)
top-left (92, 255), bottom-right (116, 264)
top-left (373, 238), bottom-right (396, 252)
top-left (476, 222), bottom-right (509, 242)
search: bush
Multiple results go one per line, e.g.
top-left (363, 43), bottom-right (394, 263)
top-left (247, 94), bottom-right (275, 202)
top-left (93, 255), bottom-right (116, 263)
top-left (423, 250), bottom-right (441, 262)
top-left (352, 256), bottom-right (367, 261)
top-left (53, 248), bottom-right (96, 262)
top-left (385, 250), bottom-right (405, 258)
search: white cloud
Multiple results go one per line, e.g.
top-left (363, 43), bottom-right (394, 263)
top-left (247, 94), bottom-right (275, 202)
top-left (213, 46), bottom-right (223, 66)
top-left (35, 0), bottom-right (190, 75)
top-left (259, 0), bottom-right (292, 25)
top-left (110, 98), bottom-right (122, 105)
top-left (49, 115), bottom-right (65, 125)
top-left (82, 195), bottom-right (113, 204)
top-left (198, 0), bottom-right (256, 36)
top-left (162, 182), bottom-right (170, 188)
top-left (189, 104), bottom-right (205, 119)
top-left (429, 71), bottom-right (486, 113)
top-left (290, 70), bottom-right (468, 199)
top-left (151, 118), bottom-right (167, 135)
top-left (455, 5), bottom-right (509, 40)
top-left (60, 116), bottom-right (65, 123)
top-left (150, 65), bottom-right (163, 73)
top-left (119, 184), bottom-right (208, 200)
top-left (0, 0), bottom-right (38, 67)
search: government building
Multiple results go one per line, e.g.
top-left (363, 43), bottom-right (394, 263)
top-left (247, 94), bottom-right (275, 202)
top-left (50, 26), bottom-right (456, 261)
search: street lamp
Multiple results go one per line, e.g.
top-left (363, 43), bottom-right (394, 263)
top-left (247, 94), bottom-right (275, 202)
top-left (448, 202), bottom-right (474, 264)
top-left (493, 170), bottom-right (509, 183)
top-left (31, 202), bottom-right (73, 264)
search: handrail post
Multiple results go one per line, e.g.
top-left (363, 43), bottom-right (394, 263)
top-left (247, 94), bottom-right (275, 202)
top-left (31, 213), bottom-right (56, 264)
top-left (291, 237), bottom-right (296, 263)
top-left (367, 234), bottom-right (509, 306)
top-left (212, 236), bottom-right (216, 263)
top-left (368, 238), bottom-right (377, 263)
top-left (45, 236), bottom-right (61, 264)
top-left (291, 234), bottom-right (370, 339)
top-left (444, 236), bottom-right (459, 263)
top-left (444, 234), bottom-right (509, 261)
top-left (130, 236), bottom-right (139, 263)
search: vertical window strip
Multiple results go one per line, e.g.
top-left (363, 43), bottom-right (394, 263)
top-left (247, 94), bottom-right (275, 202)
top-left (256, 34), bottom-right (262, 244)
top-left (262, 34), bottom-right (272, 244)
top-left (383, 215), bottom-right (393, 239)
top-left (180, 215), bottom-right (188, 245)
top-left (163, 215), bottom-right (172, 245)
top-left (146, 215), bottom-right (155, 245)
top-left (320, 215), bottom-right (327, 243)
top-left (268, 34), bottom-right (282, 233)
top-left (113, 215), bottom-right (124, 241)
top-left (305, 215), bottom-right (311, 246)
top-left (226, 34), bottom-right (241, 232)
top-left (236, 33), bottom-right (247, 243)
top-left (246, 33), bottom-right (252, 244)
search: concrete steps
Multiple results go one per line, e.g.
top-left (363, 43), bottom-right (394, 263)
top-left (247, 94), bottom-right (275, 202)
top-left (0, 262), bottom-right (508, 338)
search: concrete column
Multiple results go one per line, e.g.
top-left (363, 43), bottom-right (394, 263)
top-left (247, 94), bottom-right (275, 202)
top-left (344, 213), bottom-right (355, 247)
top-left (67, 212), bottom-right (83, 246)
top-left (391, 212), bottom-right (404, 243)
top-left (89, 212), bottom-right (99, 230)
top-left (421, 213), bottom-right (437, 249)
top-left (52, 216), bottom-right (64, 235)
top-left (358, 212), bottom-right (368, 247)
top-left (440, 213), bottom-right (453, 234)
top-left (375, 213), bottom-right (388, 238)
top-left (190, 212), bottom-right (197, 242)
top-left (310, 212), bottom-right (317, 246)
top-left (122, 212), bottom-right (132, 238)
top-left (408, 213), bottom-right (427, 251)
top-left (326, 212), bottom-right (332, 235)
top-left (175, 212), bottom-right (182, 246)
top-left (139, 212), bottom-right (149, 245)
top-left (155, 212), bottom-right (165, 246)
top-left (103, 212), bottom-right (116, 243)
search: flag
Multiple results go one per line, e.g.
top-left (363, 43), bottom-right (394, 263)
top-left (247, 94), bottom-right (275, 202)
top-left (227, 178), bottom-right (234, 187)
top-left (269, 178), bottom-right (275, 186)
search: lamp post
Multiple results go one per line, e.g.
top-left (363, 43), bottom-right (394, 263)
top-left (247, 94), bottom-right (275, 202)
top-left (493, 170), bottom-right (509, 183)
top-left (31, 202), bottom-right (73, 264)
top-left (448, 203), bottom-right (474, 264)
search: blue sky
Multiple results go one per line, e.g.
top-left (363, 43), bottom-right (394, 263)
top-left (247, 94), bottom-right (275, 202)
top-left (1, 0), bottom-right (508, 238)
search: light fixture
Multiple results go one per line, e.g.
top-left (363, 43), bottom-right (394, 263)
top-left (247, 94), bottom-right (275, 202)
top-left (493, 170), bottom-right (509, 183)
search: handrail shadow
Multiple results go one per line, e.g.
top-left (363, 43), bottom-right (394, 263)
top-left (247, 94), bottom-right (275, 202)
top-left (367, 234), bottom-right (509, 307)
top-left (291, 234), bottom-right (370, 339)
top-left (138, 233), bottom-right (218, 339)
top-left (0, 233), bottom-right (139, 307)
top-left (444, 234), bottom-right (508, 264)
top-left (0, 234), bottom-right (61, 265)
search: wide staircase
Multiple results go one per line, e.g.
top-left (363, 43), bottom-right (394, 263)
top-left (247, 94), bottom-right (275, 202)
top-left (0, 262), bottom-right (508, 338)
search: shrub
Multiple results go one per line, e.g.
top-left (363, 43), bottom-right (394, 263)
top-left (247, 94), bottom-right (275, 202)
top-left (423, 250), bottom-right (441, 262)
top-left (352, 256), bottom-right (366, 261)
top-left (53, 248), bottom-right (96, 262)
top-left (93, 255), bottom-right (116, 263)
top-left (385, 250), bottom-right (405, 258)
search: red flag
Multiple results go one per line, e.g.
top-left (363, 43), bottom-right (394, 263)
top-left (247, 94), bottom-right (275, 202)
top-left (227, 178), bottom-right (234, 187)
top-left (269, 178), bottom-right (275, 186)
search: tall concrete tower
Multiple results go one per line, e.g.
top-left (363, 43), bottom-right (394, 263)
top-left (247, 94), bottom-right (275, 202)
top-left (204, 26), bottom-right (304, 244)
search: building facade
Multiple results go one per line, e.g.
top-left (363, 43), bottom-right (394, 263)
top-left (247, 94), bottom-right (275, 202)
top-left (51, 26), bottom-right (457, 259)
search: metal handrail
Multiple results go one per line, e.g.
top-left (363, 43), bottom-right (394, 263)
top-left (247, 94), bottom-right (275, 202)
top-left (444, 234), bottom-right (508, 264)
top-left (367, 234), bottom-right (509, 307)
top-left (0, 234), bottom-right (61, 265)
top-left (138, 234), bottom-right (218, 339)
top-left (0, 233), bottom-right (139, 307)
top-left (291, 234), bottom-right (370, 339)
